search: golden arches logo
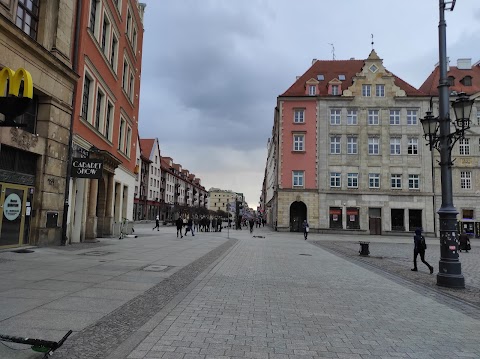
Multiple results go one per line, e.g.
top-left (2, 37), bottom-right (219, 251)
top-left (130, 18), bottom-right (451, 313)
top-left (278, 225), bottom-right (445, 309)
top-left (0, 67), bottom-right (33, 99)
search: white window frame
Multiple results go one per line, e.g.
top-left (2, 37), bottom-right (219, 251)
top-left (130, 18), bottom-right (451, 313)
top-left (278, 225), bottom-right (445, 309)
top-left (362, 84), bottom-right (371, 97)
top-left (347, 109), bottom-right (357, 125)
top-left (368, 110), bottom-right (379, 125)
top-left (81, 70), bottom-right (95, 124)
top-left (294, 109), bottom-right (305, 123)
top-left (461, 171), bottom-right (472, 189)
top-left (407, 110), bottom-right (418, 125)
top-left (408, 138), bottom-right (418, 155)
top-left (89, 0), bottom-right (100, 38)
top-left (369, 173), bottom-right (380, 188)
top-left (331, 85), bottom-right (339, 95)
top-left (125, 125), bottom-right (132, 157)
top-left (309, 85), bottom-right (316, 95)
top-left (330, 136), bottom-right (341, 154)
top-left (292, 171), bottom-right (304, 187)
top-left (368, 137), bottom-right (379, 155)
top-left (100, 12), bottom-right (111, 56)
top-left (408, 174), bottom-right (420, 189)
top-left (104, 101), bottom-right (113, 141)
top-left (330, 172), bottom-right (341, 188)
top-left (376, 84), bottom-right (385, 97)
top-left (347, 173), bottom-right (358, 188)
top-left (390, 109), bottom-right (400, 125)
top-left (459, 138), bottom-right (470, 155)
top-left (118, 117), bottom-right (126, 151)
top-left (347, 136), bottom-right (357, 154)
top-left (391, 174), bottom-right (402, 189)
top-left (110, 32), bottom-right (119, 72)
top-left (390, 137), bottom-right (401, 155)
top-left (330, 109), bottom-right (341, 125)
top-left (293, 134), bottom-right (304, 151)
top-left (94, 87), bottom-right (106, 132)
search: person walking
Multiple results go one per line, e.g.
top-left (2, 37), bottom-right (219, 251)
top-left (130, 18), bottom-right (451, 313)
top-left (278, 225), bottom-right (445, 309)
top-left (459, 232), bottom-right (471, 253)
top-left (153, 214), bottom-right (160, 231)
top-left (175, 217), bottom-right (183, 238)
top-left (302, 219), bottom-right (309, 240)
top-left (185, 218), bottom-right (195, 236)
top-left (411, 228), bottom-right (433, 274)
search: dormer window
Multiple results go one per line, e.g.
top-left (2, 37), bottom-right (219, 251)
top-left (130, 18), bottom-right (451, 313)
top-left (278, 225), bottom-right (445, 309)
top-left (448, 76), bottom-right (455, 86)
top-left (460, 76), bottom-right (472, 86)
top-left (309, 85), bottom-right (316, 96)
top-left (338, 74), bottom-right (346, 81)
top-left (332, 85), bottom-right (339, 96)
top-left (317, 74), bottom-right (325, 81)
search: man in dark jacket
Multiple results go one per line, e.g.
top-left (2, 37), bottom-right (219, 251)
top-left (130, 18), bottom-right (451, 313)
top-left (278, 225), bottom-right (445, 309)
top-left (175, 217), bottom-right (183, 238)
top-left (412, 228), bottom-right (433, 273)
top-left (459, 233), bottom-right (471, 253)
top-left (186, 218), bottom-right (195, 236)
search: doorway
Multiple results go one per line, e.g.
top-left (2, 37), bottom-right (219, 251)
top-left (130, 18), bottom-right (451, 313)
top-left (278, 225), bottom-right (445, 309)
top-left (0, 183), bottom-right (32, 247)
top-left (290, 201), bottom-right (307, 232)
top-left (369, 207), bottom-right (382, 235)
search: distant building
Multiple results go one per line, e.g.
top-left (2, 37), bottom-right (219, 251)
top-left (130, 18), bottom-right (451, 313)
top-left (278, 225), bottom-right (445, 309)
top-left (207, 188), bottom-right (239, 213)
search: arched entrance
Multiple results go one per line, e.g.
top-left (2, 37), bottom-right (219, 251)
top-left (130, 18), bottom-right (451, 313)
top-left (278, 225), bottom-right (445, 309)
top-left (290, 201), bottom-right (307, 232)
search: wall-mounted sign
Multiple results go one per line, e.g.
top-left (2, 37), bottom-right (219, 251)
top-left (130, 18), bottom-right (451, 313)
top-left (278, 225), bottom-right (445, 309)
top-left (0, 67), bottom-right (33, 123)
top-left (71, 158), bottom-right (103, 179)
top-left (3, 193), bottom-right (22, 221)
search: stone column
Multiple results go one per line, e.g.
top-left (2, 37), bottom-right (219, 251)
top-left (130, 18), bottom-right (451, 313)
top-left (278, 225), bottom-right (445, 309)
top-left (85, 179), bottom-right (98, 240)
top-left (104, 174), bottom-right (115, 236)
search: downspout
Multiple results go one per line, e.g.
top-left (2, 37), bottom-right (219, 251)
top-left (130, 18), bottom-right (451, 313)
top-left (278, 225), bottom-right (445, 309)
top-left (61, 0), bottom-right (82, 245)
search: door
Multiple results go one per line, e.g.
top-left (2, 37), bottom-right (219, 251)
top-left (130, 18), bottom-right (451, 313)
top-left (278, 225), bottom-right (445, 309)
top-left (290, 201), bottom-right (307, 232)
top-left (0, 184), bottom-right (28, 247)
top-left (369, 207), bottom-right (382, 235)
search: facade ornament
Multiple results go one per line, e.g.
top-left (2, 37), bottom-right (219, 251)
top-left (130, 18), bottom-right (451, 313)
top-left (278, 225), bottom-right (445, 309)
top-left (10, 127), bottom-right (38, 150)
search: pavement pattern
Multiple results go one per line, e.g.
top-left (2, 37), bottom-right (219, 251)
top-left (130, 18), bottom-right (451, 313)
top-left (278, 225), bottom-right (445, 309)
top-left (123, 231), bottom-right (480, 359)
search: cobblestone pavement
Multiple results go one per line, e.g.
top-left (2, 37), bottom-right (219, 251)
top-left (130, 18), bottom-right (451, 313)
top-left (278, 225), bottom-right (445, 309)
top-left (124, 232), bottom-right (480, 359)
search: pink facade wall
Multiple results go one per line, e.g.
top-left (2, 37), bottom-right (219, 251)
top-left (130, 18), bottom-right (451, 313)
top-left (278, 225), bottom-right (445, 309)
top-left (281, 100), bottom-right (317, 189)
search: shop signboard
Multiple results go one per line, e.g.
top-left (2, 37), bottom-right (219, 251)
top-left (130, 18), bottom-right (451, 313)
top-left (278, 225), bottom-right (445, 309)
top-left (71, 158), bottom-right (103, 179)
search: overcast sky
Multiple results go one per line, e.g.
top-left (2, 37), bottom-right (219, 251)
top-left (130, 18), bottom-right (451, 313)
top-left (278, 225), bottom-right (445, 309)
top-left (138, 0), bottom-right (480, 208)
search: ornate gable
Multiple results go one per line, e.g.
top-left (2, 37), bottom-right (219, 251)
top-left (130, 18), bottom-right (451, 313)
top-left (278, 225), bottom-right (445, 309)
top-left (343, 50), bottom-right (406, 97)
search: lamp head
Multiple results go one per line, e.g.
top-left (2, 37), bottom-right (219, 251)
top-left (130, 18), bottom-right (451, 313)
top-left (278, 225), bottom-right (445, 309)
top-left (452, 92), bottom-right (474, 133)
top-left (420, 111), bottom-right (438, 137)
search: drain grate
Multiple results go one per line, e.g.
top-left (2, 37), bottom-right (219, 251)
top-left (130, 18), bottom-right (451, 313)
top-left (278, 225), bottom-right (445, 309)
top-left (142, 265), bottom-right (174, 272)
top-left (81, 251), bottom-right (114, 257)
top-left (11, 249), bottom-right (34, 253)
top-left (299, 253), bottom-right (312, 256)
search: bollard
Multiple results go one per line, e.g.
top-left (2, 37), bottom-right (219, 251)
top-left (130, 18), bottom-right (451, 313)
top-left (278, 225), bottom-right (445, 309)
top-left (359, 241), bottom-right (370, 256)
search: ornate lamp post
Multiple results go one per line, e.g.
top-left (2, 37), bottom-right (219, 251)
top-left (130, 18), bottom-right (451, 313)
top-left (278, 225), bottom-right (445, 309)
top-left (419, 0), bottom-right (474, 289)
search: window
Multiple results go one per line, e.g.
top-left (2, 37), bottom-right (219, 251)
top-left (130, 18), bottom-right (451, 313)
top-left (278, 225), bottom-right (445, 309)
top-left (408, 138), bottom-right (418, 155)
top-left (293, 135), bottom-right (304, 151)
top-left (376, 84), bottom-right (385, 97)
top-left (460, 76), bottom-right (472, 86)
top-left (368, 137), bottom-right (379, 155)
top-left (347, 136), bottom-right (357, 154)
top-left (448, 76), bottom-right (455, 87)
top-left (477, 108), bottom-right (480, 126)
top-left (110, 35), bottom-right (118, 69)
top-left (409, 174), bottom-right (419, 189)
top-left (368, 110), bottom-right (379, 125)
top-left (391, 174), bottom-right (402, 189)
top-left (16, 0), bottom-right (40, 39)
top-left (122, 61), bottom-right (128, 90)
top-left (331, 85), bottom-right (339, 95)
top-left (81, 76), bottom-right (92, 121)
top-left (330, 109), bottom-right (341, 125)
top-left (390, 137), bottom-right (401, 155)
top-left (94, 90), bottom-right (103, 130)
top-left (362, 84), bottom-right (371, 97)
top-left (292, 171), bottom-right (304, 187)
top-left (126, 126), bottom-right (132, 157)
top-left (133, 27), bottom-right (138, 52)
top-left (118, 118), bottom-right (125, 150)
top-left (369, 173), bottom-right (380, 188)
top-left (101, 17), bottom-right (109, 52)
top-left (294, 109), bottom-right (304, 123)
top-left (330, 136), bottom-right (341, 154)
top-left (459, 138), bottom-right (470, 155)
top-left (461, 171), bottom-right (471, 189)
top-left (407, 110), bottom-right (418, 125)
top-left (89, 0), bottom-right (98, 33)
top-left (347, 109), bottom-right (357, 125)
top-left (347, 173), bottom-right (358, 188)
top-left (105, 102), bottom-right (113, 140)
top-left (390, 110), bottom-right (400, 125)
top-left (129, 73), bottom-right (134, 100)
top-left (126, 9), bottom-right (132, 37)
top-left (330, 172), bottom-right (341, 188)
top-left (309, 85), bottom-right (316, 95)
top-left (338, 74), bottom-right (345, 81)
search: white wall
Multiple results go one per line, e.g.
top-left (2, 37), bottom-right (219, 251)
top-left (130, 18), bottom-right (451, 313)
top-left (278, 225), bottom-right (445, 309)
top-left (114, 166), bottom-right (136, 221)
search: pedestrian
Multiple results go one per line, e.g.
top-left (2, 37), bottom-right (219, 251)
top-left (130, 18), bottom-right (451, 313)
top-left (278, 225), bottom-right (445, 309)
top-left (185, 217), bottom-right (195, 236)
top-left (411, 228), bottom-right (433, 274)
top-left (302, 219), bottom-right (309, 240)
top-left (212, 218), bottom-right (217, 232)
top-left (249, 218), bottom-right (254, 233)
top-left (153, 214), bottom-right (160, 231)
top-left (175, 217), bottom-right (183, 238)
top-left (459, 232), bottom-right (471, 253)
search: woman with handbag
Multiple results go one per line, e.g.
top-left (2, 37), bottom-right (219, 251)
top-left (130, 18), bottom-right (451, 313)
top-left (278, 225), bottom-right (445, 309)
top-left (302, 219), bottom-right (309, 240)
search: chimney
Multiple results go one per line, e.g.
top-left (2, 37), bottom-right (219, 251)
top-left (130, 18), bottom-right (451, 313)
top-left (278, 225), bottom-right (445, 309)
top-left (350, 57), bottom-right (355, 60)
top-left (457, 58), bottom-right (472, 70)
top-left (296, 76), bottom-right (300, 80)
top-left (312, 59), bottom-right (317, 65)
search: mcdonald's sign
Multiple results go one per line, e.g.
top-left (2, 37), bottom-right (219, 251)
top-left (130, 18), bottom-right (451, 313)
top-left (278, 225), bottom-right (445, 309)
top-left (0, 67), bottom-right (34, 126)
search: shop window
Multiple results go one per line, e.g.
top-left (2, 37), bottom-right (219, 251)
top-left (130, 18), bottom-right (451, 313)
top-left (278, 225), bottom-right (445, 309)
top-left (346, 207), bottom-right (360, 229)
top-left (408, 209), bottom-right (422, 232)
top-left (391, 209), bottom-right (405, 231)
top-left (329, 207), bottom-right (343, 229)
top-left (462, 209), bottom-right (474, 220)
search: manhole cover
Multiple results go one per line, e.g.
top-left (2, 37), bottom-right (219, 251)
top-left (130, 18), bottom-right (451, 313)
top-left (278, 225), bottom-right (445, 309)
top-left (142, 265), bottom-right (174, 272)
top-left (81, 251), bottom-right (114, 256)
top-left (299, 253), bottom-right (312, 256)
top-left (11, 249), bottom-right (34, 253)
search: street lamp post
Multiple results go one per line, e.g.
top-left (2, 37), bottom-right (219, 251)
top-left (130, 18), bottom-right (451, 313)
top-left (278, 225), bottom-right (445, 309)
top-left (420, 0), bottom-right (474, 288)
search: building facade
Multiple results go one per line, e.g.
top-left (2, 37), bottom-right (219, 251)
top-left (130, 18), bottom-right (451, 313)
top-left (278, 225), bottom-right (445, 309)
top-left (0, 0), bottom-right (78, 247)
top-left (266, 51), bottom-right (449, 235)
top-left (66, 0), bottom-right (146, 242)
top-left (207, 188), bottom-right (238, 213)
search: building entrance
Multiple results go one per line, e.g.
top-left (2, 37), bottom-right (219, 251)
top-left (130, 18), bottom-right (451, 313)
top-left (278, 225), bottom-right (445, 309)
top-left (0, 183), bottom-right (33, 247)
top-left (290, 201), bottom-right (307, 232)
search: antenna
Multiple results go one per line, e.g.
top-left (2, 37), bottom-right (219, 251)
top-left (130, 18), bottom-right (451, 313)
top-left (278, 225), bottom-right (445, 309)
top-left (328, 43), bottom-right (336, 60)
top-left (371, 34), bottom-right (374, 50)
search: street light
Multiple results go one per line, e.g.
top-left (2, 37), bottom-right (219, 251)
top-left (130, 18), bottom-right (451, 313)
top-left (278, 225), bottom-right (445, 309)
top-left (419, 0), bottom-right (474, 288)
